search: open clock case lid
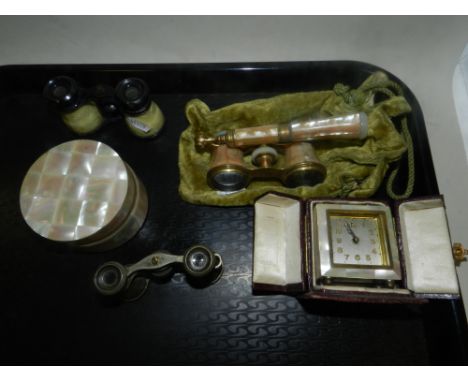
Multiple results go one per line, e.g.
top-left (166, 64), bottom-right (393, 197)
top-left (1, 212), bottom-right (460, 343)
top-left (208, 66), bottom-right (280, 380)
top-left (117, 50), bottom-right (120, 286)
top-left (253, 192), bottom-right (460, 303)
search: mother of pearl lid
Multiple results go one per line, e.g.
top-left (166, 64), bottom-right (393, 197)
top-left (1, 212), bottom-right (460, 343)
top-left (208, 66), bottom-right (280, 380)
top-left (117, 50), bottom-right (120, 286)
top-left (19, 140), bottom-right (148, 251)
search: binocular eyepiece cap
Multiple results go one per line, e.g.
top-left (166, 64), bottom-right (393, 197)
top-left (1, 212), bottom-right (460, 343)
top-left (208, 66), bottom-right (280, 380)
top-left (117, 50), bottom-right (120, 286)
top-left (115, 78), bottom-right (151, 116)
top-left (43, 76), bottom-right (84, 112)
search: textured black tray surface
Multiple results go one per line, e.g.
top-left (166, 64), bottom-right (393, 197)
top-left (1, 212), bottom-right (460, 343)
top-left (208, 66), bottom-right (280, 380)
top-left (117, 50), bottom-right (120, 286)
top-left (0, 62), bottom-right (466, 365)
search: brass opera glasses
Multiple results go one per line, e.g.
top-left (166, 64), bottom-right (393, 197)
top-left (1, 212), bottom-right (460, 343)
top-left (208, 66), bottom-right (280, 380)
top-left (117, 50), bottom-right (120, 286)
top-left (196, 113), bottom-right (369, 192)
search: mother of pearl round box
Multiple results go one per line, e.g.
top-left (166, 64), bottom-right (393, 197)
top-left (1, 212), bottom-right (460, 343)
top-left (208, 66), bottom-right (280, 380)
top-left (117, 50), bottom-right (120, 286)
top-left (19, 140), bottom-right (148, 251)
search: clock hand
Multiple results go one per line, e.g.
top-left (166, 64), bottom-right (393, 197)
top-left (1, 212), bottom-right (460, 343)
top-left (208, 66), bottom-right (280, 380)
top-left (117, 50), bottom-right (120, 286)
top-left (344, 222), bottom-right (360, 244)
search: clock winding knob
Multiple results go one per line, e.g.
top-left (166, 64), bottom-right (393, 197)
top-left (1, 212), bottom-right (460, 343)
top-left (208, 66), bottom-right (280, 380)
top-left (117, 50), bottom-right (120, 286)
top-left (452, 242), bottom-right (468, 264)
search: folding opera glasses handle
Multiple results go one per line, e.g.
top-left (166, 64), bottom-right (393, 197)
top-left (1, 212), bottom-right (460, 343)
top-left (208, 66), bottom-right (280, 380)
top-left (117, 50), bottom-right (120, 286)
top-left (197, 112), bottom-right (368, 150)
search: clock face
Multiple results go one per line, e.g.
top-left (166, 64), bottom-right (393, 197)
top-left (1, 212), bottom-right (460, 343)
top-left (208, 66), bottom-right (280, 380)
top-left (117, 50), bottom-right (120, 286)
top-left (329, 213), bottom-right (389, 267)
top-left (313, 202), bottom-right (401, 284)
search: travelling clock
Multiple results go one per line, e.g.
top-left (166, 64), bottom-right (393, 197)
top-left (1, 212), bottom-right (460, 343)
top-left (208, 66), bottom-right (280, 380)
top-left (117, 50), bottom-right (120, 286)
top-left (313, 202), bottom-right (401, 287)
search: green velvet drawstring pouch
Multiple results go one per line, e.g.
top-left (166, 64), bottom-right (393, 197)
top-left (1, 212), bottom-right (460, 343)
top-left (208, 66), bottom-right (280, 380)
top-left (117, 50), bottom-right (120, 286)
top-left (178, 71), bottom-right (414, 206)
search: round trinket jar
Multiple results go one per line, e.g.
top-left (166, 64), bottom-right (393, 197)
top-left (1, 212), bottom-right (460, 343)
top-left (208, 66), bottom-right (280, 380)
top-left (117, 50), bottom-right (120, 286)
top-left (19, 140), bottom-right (148, 251)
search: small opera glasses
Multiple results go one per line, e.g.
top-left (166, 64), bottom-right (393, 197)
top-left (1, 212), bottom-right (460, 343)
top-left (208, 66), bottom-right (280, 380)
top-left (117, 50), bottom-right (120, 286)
top-left (196, 113), bottom-right (368, 191)
top-left (94, 245), bottom-right (224, 301)
top-left (43, 76), bottom-right (165, 139)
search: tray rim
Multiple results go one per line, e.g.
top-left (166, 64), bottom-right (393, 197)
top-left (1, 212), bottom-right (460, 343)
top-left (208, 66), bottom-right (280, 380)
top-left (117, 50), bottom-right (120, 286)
top-left (1, 60), bottom-right (465, 364)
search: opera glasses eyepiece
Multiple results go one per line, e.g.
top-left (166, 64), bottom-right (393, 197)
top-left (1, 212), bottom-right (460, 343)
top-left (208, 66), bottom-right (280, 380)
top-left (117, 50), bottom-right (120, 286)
top-left (208, 166), bottom-right (249, 192)
top-left (94, 245), bottom-right (223, 301)
top-left (183, 245), bottom-right (218, 277)
top-left (94, 262), bottom-right (128, 296)
top-left (283, 163), bottom-right (327, 188)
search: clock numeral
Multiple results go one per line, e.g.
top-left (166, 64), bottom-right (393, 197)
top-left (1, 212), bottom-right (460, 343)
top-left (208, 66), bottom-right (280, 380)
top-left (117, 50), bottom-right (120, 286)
top-left (370, 239), bottom-right (376, 245)
top-left (354, 255), bottom-right (361, 261)
top-left (366, 254), bottom-right (371, 262)
top-left (337, 247), bottom-right (343, 253)
top-left (371, 248), bottom-right (377, 254)
top-left (345, 254), bottom-right (350, 261)
top-left (336, 238), bottom-right (342, 244)
top-left (336, 227), bottom-right (342, 234)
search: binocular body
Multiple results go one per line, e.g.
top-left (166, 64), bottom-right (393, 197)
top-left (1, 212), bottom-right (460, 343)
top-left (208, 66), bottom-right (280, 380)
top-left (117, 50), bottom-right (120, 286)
top-left (202, 113), bottom-right (368, 192)
top-left (43, 76), bottom-right (164, 138)
top-left (208, 143), bottom-right (326, 191)
top-left (94, 245), bottom-right (223, 301)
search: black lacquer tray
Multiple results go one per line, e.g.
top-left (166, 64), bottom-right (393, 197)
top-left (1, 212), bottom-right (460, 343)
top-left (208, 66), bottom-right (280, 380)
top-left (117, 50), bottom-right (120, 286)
top-left (0, 62), bottom-right (466, 365)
